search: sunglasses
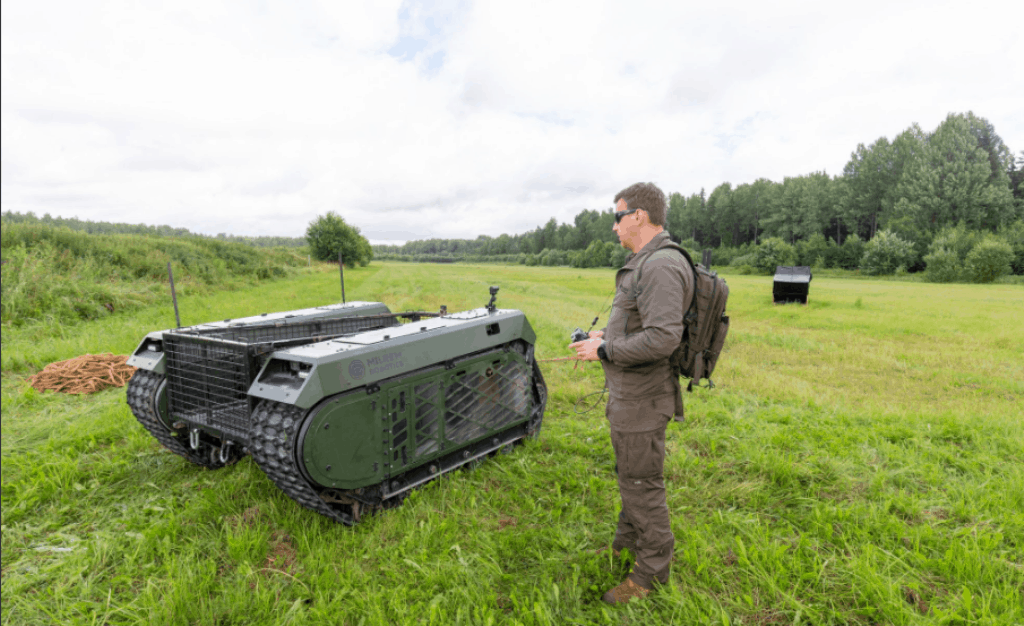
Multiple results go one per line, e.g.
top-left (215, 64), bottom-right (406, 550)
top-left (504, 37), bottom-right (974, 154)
top-left (614, 207), bottom-right (640, 224)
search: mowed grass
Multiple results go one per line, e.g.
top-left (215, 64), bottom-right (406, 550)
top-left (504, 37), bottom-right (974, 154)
top-left (1, 263), bottom-right (1022, 625)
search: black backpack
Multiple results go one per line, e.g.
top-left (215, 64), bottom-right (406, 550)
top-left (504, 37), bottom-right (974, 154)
top-left (634, 244), bottom-right (730, 391)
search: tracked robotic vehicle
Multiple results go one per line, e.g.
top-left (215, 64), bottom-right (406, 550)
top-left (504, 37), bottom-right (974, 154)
top-left (126, 288), bottom-right (546, 524)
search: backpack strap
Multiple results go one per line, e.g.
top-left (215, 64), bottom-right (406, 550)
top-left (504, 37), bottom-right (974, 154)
top-left (632, 242), bottom-right (698, 301)
top-left (668, 244), bottom-right (700, 335)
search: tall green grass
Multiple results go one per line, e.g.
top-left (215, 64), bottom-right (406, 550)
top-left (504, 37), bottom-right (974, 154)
top-left (1, 222), bottom-right (311, 330)
top-left (2, 264), bottom-right (1022, 625)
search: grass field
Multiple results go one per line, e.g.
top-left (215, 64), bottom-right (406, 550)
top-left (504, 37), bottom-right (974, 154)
top-left (2, 262), bottom-right (1022, 625)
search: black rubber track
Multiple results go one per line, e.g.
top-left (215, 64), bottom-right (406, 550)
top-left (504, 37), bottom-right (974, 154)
top-left (126, 369), bottom-right (228, 469)
top-left (249, 400), bottom-right (355, 525)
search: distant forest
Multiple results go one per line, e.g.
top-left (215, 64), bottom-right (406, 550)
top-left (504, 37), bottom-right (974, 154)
top-left (374, 111), bottom-right (1024, 276)
top-left (0, 212), bottom-right (306, 248)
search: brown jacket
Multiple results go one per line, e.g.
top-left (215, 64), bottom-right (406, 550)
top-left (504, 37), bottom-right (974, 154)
top-left (601, 231), bottom-right (693, 421)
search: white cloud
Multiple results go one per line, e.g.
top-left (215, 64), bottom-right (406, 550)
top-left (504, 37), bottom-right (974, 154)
top-left (2, 0), bottom-right (1021, 244)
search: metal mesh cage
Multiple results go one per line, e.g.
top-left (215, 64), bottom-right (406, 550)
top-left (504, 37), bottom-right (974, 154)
top-left (164, 314), bottom-right (401, 440)
top-left (186, 314), bottom-right (402, 345)
top-left (164, 335), bottom-right (253, 440)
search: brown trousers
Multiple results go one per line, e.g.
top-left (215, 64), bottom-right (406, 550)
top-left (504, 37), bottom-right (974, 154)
top-left (607, 395), bottom-right (675, 589)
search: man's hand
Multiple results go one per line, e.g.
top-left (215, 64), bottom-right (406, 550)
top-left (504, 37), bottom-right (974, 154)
top-left (569, 337), bottom-right (602, 361)
top-left (589, 330), bottom-right (604, 339)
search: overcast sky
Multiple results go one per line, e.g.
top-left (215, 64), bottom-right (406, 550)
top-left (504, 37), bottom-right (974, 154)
top-left (2, 0), bottom-right (1021, 245)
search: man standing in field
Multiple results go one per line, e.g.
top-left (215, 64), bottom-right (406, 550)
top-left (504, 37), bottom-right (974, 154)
top-left (569, 182), bottom-right (692, 604)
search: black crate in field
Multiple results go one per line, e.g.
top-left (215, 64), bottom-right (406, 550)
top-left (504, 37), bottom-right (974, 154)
top-left (163, 315), bottom-right (402, 441)
top-left (773, 266), bottom-right (813, 304)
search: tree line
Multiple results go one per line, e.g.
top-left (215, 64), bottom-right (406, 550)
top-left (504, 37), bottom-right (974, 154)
top-left (4, 111), bottom-right (1021, 281)
top-left (0, 212), bottom-right (307, 248)
top-left (375, 111), bottom-right (1024, 280)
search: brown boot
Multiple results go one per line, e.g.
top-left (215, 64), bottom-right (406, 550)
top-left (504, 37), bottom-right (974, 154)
top-left (601, 577), bottom-right (651, 604)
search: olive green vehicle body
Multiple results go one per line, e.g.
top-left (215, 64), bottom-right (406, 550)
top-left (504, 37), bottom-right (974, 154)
top-left (126, 297), bottom-right (546, 523)
top-left (263, 308), bottom-right (537, 487)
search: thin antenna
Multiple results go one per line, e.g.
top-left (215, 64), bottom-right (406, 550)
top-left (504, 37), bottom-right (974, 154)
top-left (167, 262), bottom-right (181, 328)
top-left (338, 251), bottom-right (346, 303)
top-left (587, 291), bottom-right (613, 333)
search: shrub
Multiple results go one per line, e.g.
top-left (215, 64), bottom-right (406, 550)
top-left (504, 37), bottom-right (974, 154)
top-left (609, 245), bottom-right (628, 268)
top-left (923, 247), bottom-right (961, 282)
top-left (964, 237), bottom-right (1014, 283)
top-left (819, 238), bottom-right (841, 269)
top-left (677, 237), bottom-right (700, 252)
top-left (929, 224), bottom-right (983, 263)
top-left (923, 225), bottom-right (976, 282)
top-left (861, 230), bottom-right (917, 275)
top-left (706, 247), bottom-right (727, 266)
top-left (583, 240), bottom-right (612, 268)
top-left (710, 244), bottom-right (750, 267)
top-left (922, 224), bottom-right (1007, 282)
top-left (997, 220), bottom-right (1024, 275)
top-left (796, 233), bottom-right (829, 267)
top-left (751, 238), bottom-right (797, 275)
top-left (836, 234), bottom-right (865, 270)
top-left (730, 253), bottom-right (755, 267)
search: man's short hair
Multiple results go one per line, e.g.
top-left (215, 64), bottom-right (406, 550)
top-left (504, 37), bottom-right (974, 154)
top-left (614, 182), bottom-right (667, 227)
